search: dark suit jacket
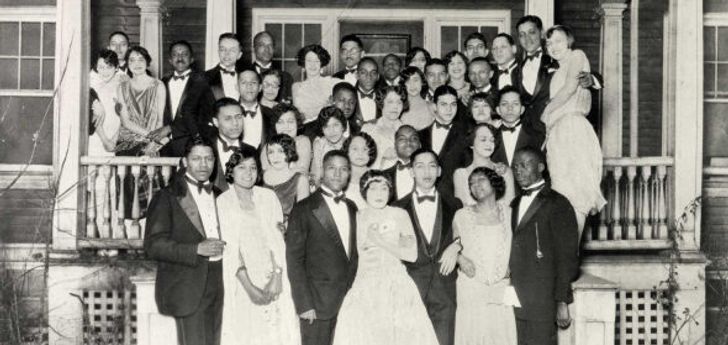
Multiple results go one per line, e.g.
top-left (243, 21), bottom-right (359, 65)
top-left (491, 60), bottom-right (522, 91)
top-left (417, 118), bottom-right (471, 203)
top-left (204, 65), bottom-right (237, 100)
top-left (509, 186), bottom-right (579, 322)
top-left (382, 163), bottom-right (414, 202)
top-left (143, 171), bottom-right (223, 317)
top-left (285, 191), bottom-right (359, 320)
top-left (333, 69), bottom-right (354, 80)
top-left (161, 71), bottom-right (215, 157)
top-left (199, 125), bottom-right (258, 192)
top-left (393, 192), bottom-right (460, 292)
top-left (491, 124), bottom-right (545, 167)
top-left (515, 53), bottom-right (557, 135)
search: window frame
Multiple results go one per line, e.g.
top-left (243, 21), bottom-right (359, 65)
top-left (704, 12), bottom-right (728, 103)
top-left (0, 6), bottom-right (57, 189)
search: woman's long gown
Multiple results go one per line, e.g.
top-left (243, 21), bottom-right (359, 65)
top-left (333, 206), bottom-right (439, 345)
top-left (219, 186), bottom-right (300, 345)
top-left (453, 205), bottom-right (518, 345)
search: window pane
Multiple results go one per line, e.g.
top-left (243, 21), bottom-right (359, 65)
top-left (718, 27), bottom-right (728, 61)
top-left (20, 58), bottom-right (40, 89)
top-left (21, 22), bottom-right (41, 56)
top-left (705, 63), bottom-right (715, 94)
top-left (718, 63), bottom-right (728, 93)
top-left (461, 26), bottom-right (478, 48)
top-left (0, 96), bottom-right (54, 165)
top-left (0, 22), bottom-right (19, 55)
top-left (265, 23), bottom-right (283, 58)
top-left (42, 58), bottom-right (54, 90)
top-left (441, 26), bottom-right (458, 58)
top-left (42, 23), bottom-right (55, 57)
top-left (480, 26), bottom-right (499, 45)
top-left (283, 24), bottom-right (302, 59)
top-left (0, 58), bottom-right (18, 88)
top-left (304, 24), bottom-right (321, 46)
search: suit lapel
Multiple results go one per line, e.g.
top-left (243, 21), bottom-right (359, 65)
top-left (346, 200), bottom-right (357, 261)
top-left (516, 191), bottom-right (547, 232)
top-left (174, 180), bottom-right (206, 237)
top-left (175, 76), bottom-right (192, 117)
top-left (312, 193), bottom-right (349, 259)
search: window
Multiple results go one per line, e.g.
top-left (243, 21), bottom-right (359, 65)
top-left (265, 23), bottom-right (323, 82)
top-left (0, 7), bottom-right (56, 188)
top-left (704, 22), bottom-right (728, 99)
top-left (440, 25), bottom-right (500, 56)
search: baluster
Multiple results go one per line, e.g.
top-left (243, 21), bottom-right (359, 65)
top-left (611, 166), bottom-right (623, 240)
top-left (117, 165), bottom-right (127, 237)
top-left (86, 165), bottom-right (98, 238)
top-left (161, 166), bottom-right (173, 187)
top-left (625, 166), bottom-right (637, 240)
top-left (597, 169), bottom-right (610, 241)
top-left (656, 166), bottom-right (668, 239)
top-left (130, 165), bottom-right (142, 239)
top-left (639, 166), bottom-right (652, 239)
top-left (100, 165), bottom-right (112, 239)
top-left (147, 164), bottom-right (155, 202)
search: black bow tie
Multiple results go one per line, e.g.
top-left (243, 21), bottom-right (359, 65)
top-left (434, 121), bottom-right (452, 130)
top-left (221, 69), bottom-right (236, 76)
top-left (396, 161), bottom-right (410, 171)
top-left (218, 136), bottom-right (239, 152)
top-left (185, 175), bottom-right (213, 194)
top-left (242, 106), bottom-right (257, 118)
top-left (321, 189), bottom-right (346, 204)
top-left (172, 73), bottom-right (189, 81)
top-left (416, 194), bottom-right (436, 203)
top-left (346, 67), bottom-right (358, 74)
top-left (359, 90), bottom-right (374, 99)
top-left (255, 63), bottom-right (270, 73)
top-left (525, 51), bottom-right (542, 62)
top-left (500, 122), bottom-right (521, 133)
top-left (521, 185), bottom-right (544, 196)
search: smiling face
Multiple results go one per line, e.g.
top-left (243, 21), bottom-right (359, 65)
top-left (469, 171), bottom-right (494, 202)
top-left (546, 29), bottom-right (572, 61)
top-left (411, 151), bottom-right (441, 191)
top-left (275, 111), bottom-right (298, 137)
top-left (254, 33), bottom-right (275, 64)
top-left (169, 43), bottom-right (193, 73)
top-left (468, 60), bottom-right (492, 89)
top-left (322, 155), bottom-right (350, 192)
top-left (218, 37), bottom-right (242, 69)
top-left (184, 145), bottom-right (215, 182)
top-left (382, 55), bottom-right (402, 81)
top-left (213, 104), bottom-right (244, 141)
top-left (382, 91), bottom-right (404, 120)
top-left (471, 125), bottom-right (496, 158)
top-left (434, 93), bottom-right (458, 125)
top-left (518, 21), bottom-right (543, 55)
top-left (395, 126), bottom-right (421, 161)
top-left (304, 51), bottom-right (322, 77)
top-left (365, 180), bottom-right (390, 209)
top-left (333, 88), bottom-right (356, 119)
top-left (464, 37), bottom-right (488, 61)
top-left (425, 64), bottom-right (448, 92)
top-left (340, 40), bottom-right (363, 69)
top-left (491, 36), bottom-right (516, 67)
top-left (266, 143), bottom-right (288, 169)
top-left (231, 157), bottom-right (258, 189)
top-left (447, 54), bottom-right (467, 80)
top-left (496, 91), bottom-right (524, 125)
top-left (238, 71), bottom-right (262, 103)
top-left (357, 60), bottom-right (379, 92)
top-left (127, 51), bottom-right (149, 77)
top-left (404, 73), bottom-right (424, 97)
top-left (347, 136), bottom-right (371, 168)
top-left (322, 117), bottom-right (345, 144)
top-left (261, 74), bottom-right (281, 102)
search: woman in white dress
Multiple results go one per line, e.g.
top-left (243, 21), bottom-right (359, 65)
top-left (89, 49), bottom-right (122, 156)
top-left (333, 170), bottom-right (439, 345)
top-left (292, 44), bottom-right (340, 123)
top-left (219, 146), bottom-right (300, 345)
top-left (399, 66), bottom-right (435, 130)
top-left (453, 167), bottom-right (518, 345)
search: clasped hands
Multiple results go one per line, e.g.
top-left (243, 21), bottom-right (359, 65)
top-left (245, 270), bottom-right (283, 306)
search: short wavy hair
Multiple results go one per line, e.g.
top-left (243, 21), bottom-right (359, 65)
top-left (224, 146), bottom-right (260, 184)
top-left (124, 45), bottom-right (152, 67)
top-left (468, 166), bottom-right (506, 201)
top-left (93, 49), bottom-right (119, 72)
top-left (297, 44), bottom-right (331, 68)
top-left (317, 106), bottom-right (346, 136)
top-left (443, 50), bottom-right (470, 71)
top-left (399, 66), bottom-right (429, 98)
top-left (271, 103), bottom-right (304, 134)
top-left (404, 47), bottom-right (431, 67)
top-left (376, 85), bottom-right (409, 114)
top-left (266, 133), bottom-right (299, 163)
top-left (359, 169), bottom-right (393, 201)
top-left (343, 132), bottom-right (378, 167)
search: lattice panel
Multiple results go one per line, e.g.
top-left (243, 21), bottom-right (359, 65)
top-left (615, 290), bottom-right (669, 345)
top-left (82, 289), bottom-right (137, 345)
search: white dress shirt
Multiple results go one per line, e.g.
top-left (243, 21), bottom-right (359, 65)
top-left (217, 136), bottom-right (239, 169)
top-left (220, 67), bottom-right (240, 100)
top-left (395, 161), bottom-right (414, 200)
top-left (474, 84), bottom-right (492, 94)
top-left (168, 69), bottom-right (191, 118)
top-left (321, 185), bottom-right (352, 257)
top-left (343, 65), bottom-right (358, 86)
top-left (497, 60), bottom-right (518, 90)
top-left (432, 122), bottom-right (451, 155)
top-left (413, 188), bottom-right (438, 242)
top-left (521, 50), bottom-right (542, 95)
top-left (517, 179), bottom-right (546, 224)
top-left (185, 173), bottom-right (221, 261)
top-left (501, 123), bottom-right (521, 164)
top-left (358, 89), bottom-right (377, 123)
top-left (385, 76), bottom-right (401, 86)
top-left (254, 60), bottom-right (272, 75)
top-left (241, 103), bottom-right (263, 148)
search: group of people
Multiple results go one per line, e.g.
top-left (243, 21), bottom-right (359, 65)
top-left (87, 13), bottom-right (607, 345)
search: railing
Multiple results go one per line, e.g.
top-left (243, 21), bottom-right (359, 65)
top-left (584, 156), bottom-right (674, 250)
top-left (80, 156), bottom-right (180, 250)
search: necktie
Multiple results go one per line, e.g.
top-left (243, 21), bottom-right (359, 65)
top-left (359, 90), bottom-right (374, 99)
top-left (416, 194), bottom-right (436, 203)
top-left (219, 136), bottom-right (239, 152)
top-left (346, 67), bottom-right (357, 74)
top-left (434, 121), bottom-right (452, 130)
top-left (185, 175), bottom-right (213, 194)
top-left (221, 69), bottom-right (236, 76)
top-left (243, 105), bottom-right (257, 118)
top-left (500, 122), bottom-right (521, 133)
top-left (321, 189), bottom-right (346, 204)
top-left (521, 185), bottom-right (544, 196)
top-left (525, 51), bottom-right (541, 62)
top-left (172, 73), bottom-right (188, 81)
top-left (396, 161), bottom-right (410, 171)
top-left (256, 63), bottom-right (270, 74)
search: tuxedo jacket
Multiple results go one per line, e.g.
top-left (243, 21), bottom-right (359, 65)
top-left (417, 118), bottom-right (471, 203)
top-left (515, 53), bottom-right (557, 135)
top-left (332, 69), bottom-right (355, 80)
top-left (204, 65), bottom-right (237, 101)
top-left (199, 125), bottom-right (258, 192)
top-left (393, 192), bottom-right (461, 290)
top-left (285, 191), bottom-right (359, 320)
top-left (143, 171), bottom-right (223, 318)
top-left (382, 163), bottom-right (409, 202)
top-left (509, 185), bottom-right (579, 322)
top-left (491, 123), bottom-right (545, 167)
top-left (161, 71), bottom-right (215, 157)
top-left (491, 61), bottom-right (523, 91)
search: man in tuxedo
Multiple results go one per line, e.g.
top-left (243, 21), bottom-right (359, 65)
top-left (393, 148), bottom-right (462, 345)
top-left (491, 33), bottom-right (521, 91)
top-left (250, 31), bottom-right (294, 102)
top-left (424, 59), bottom-right (448, 102)
top-left (154, 40), bottom-right (215, 157)
top-left (333, 34), bottom-right (365, 85)
top-left (468, 57), bottom-right (495, 96)
top-left (354, 57), bottom-right (380, 124)
top-left (491, 86), bottom-right (544, 167)
top-left (418, 85), bottom-right (470, 204)
top-left (200, 98), bottom-right (257, 191)
top-left (463, 31), bottom-right (489, 61)
top-left (509, 147), bottom-right (579, 345)
top-left (383, 125), bottom-right (421, 200)
top-left (286, 150), bottom-right (359, 345)
top-left (303, 82), bottom-right (361, 141)
top-left (144, 136), bottom-right (227, 345)
top-left (377, 53), bottom-right (403, 88)
top-left (107, 31), bottom-right (130, 74)
top-left (205, 32), bottom-right (242, 100)
top-left (237, 68), bottom-right (274, 149)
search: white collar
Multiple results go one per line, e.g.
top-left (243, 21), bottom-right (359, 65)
top-left (523, 179), bottom-right (546, 190)
top-left (255, 60), bottom-right (272, 69)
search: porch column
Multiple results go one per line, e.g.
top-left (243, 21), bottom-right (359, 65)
top-left (599, 0), bottom-right (627, 158)
top-left (205, 0), bottom-right (236, 69)
top-left (52, 0), bottom-right (90, 255)
top-left (525, 0), bottom-right (554, 30)
top-left (136, 0), bottom-right (164, 77)
top-left (670, 0), bottom-right (703, 252)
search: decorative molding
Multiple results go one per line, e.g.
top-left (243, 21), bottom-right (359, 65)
top-left (0, 6), bottom-right (55, 21)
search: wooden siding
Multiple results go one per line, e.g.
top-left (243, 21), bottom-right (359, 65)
top-left (0, 189), bottom-right (53, 244)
